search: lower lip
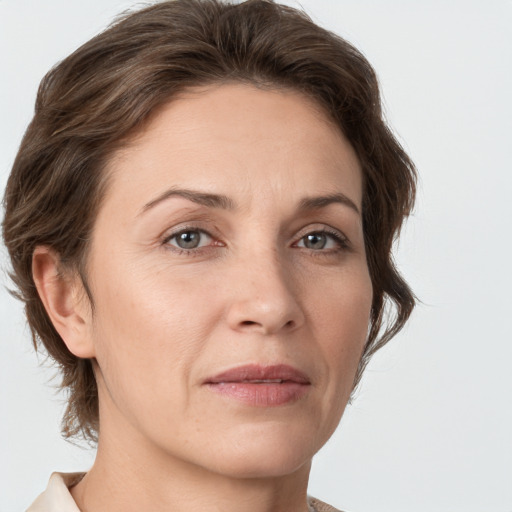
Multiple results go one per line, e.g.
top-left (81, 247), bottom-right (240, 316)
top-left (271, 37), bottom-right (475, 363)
top-left (205, 382), bottom-right (310, 406)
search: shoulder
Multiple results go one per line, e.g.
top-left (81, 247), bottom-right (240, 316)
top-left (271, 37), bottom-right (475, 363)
top-left (26, 472), bottom-right (84, 512)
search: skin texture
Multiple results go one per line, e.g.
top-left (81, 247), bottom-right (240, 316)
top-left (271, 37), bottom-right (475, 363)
top-left (33, 83), bottom-right (373, 512)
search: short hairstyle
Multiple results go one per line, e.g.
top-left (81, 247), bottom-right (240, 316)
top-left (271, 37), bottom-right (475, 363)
top-left (2, 0), bottom-right (416, 442)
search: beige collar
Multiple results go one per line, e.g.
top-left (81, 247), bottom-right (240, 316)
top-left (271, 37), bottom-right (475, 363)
top-left (26, 472), bottom-right (84, 511)
top-left (26, 472), bottom-right (342, 512)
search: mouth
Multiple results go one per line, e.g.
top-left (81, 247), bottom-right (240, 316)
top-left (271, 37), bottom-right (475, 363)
top-left (204, 364), bottom-right (311, 406)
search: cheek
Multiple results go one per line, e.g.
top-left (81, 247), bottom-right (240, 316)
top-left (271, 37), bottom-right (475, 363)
top-left (89, 260), bottom-right (223, 399)
top-left (309, 266), bottom-right (372, 382)
top-left (310, 262), bottom-right (372, 333)
top-left (295, 265), bottom-right (372, 446)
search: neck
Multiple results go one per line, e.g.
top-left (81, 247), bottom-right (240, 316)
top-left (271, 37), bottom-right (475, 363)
top-left (71, 423), bottom-right (312, 512)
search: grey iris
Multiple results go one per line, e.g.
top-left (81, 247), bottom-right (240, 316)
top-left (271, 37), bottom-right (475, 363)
top-left (304, 233), bottom-right (327, 250)
top-left (177, 231), bottom-right (201, 249)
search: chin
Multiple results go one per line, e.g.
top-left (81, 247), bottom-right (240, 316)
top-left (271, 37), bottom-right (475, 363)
top-left (213, 449), bottom-right (313, 480)
top-left (200, 422), bottom-right (321, 479)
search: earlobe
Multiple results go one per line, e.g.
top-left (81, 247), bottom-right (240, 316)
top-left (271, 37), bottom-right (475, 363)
top-left (32, 246), bottom-right (95, 359)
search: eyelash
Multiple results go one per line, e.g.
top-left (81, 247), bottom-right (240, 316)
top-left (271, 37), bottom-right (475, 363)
top-left (161, 225), bottom-right (219, 257)
top-left (296, 228), bottom-right (351, 254)
top-left (161, 226), bottom-right (350, 257)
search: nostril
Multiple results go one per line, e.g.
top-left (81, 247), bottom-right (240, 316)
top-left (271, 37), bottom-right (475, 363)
top-left (239, 319), bottom-right (297, 331)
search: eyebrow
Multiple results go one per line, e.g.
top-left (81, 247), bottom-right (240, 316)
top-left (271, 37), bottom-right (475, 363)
top-left (298, 193), bottom-right (360, 215)
top-left (140, 187), bottom-right (236, 215)
top-left (140, 187), bottom-right (359, 216)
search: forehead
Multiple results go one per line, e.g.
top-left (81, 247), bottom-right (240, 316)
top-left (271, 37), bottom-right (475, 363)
top-left (102, 83), bottom-right (362, 213)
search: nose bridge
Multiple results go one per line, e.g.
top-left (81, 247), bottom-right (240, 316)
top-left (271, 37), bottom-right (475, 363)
top-left (227, 243), bottom-right (304, 335)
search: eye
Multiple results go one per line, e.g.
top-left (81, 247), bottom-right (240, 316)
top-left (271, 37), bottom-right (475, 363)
top-left (296, 230), bottom-right (347, 251)
top-left (165, 229), bottom-right (213, 250)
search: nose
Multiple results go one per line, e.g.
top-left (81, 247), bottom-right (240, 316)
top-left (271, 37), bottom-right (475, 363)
top-left (226, 250), bottom-right (305, 336)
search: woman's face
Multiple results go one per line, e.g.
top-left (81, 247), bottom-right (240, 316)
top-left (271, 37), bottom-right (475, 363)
top-left (83, 83), bottom-right (372, 478)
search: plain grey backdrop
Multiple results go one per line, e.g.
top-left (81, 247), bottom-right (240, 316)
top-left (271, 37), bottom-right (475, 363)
top-left (1, 1), bottom-right (511, 511)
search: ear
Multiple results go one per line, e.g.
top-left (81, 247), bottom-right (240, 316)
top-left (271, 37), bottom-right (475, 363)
top-left (32, 246), bottom-right (96, 359)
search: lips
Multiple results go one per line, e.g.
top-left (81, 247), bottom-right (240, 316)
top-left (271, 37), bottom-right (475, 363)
top-left (204, 364), bottom-right (311, 406)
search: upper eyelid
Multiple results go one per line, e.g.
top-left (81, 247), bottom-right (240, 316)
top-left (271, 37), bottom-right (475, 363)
top-left (166, 228), bottom-right (212, 238)
top-left (293, 224), bottom-right (349, 241)
top-left (160, 221), bottom-right (349, 239)
top-left (161, 228), bottom-right (218, 255)
top-left (161, 225), bottom-right (349, 252)
top-left (161, 221), bottom-right (215, 239)
top-left (294, 224), bottom-right (354, 254)
top-left (294, 229), bottom-right (349, 248)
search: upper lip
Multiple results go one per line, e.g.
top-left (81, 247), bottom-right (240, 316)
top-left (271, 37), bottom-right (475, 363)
top-left (205, 364), bottom-right (310, 384)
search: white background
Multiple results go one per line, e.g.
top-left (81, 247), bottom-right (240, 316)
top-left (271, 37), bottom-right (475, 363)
top-left (1, 1), bottom-right (511, 511)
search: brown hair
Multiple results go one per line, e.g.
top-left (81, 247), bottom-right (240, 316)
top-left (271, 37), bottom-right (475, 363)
top-left (2, 0), bottom-right (416, 442)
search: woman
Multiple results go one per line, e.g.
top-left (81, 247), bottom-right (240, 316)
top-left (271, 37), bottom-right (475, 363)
top-left (2, 1), bottom-right (416, 511)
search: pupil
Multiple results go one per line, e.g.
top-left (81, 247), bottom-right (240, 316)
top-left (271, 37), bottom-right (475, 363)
top-left (177, 231), bottom-right (200, 249)
top-left (305, 233), bottom-right (326, 249)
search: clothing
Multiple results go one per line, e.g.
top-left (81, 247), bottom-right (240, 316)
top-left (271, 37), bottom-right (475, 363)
top-left (26, 472), bottom-right (342, 512)
top-left (26, 473), bottom-right (83, 512)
